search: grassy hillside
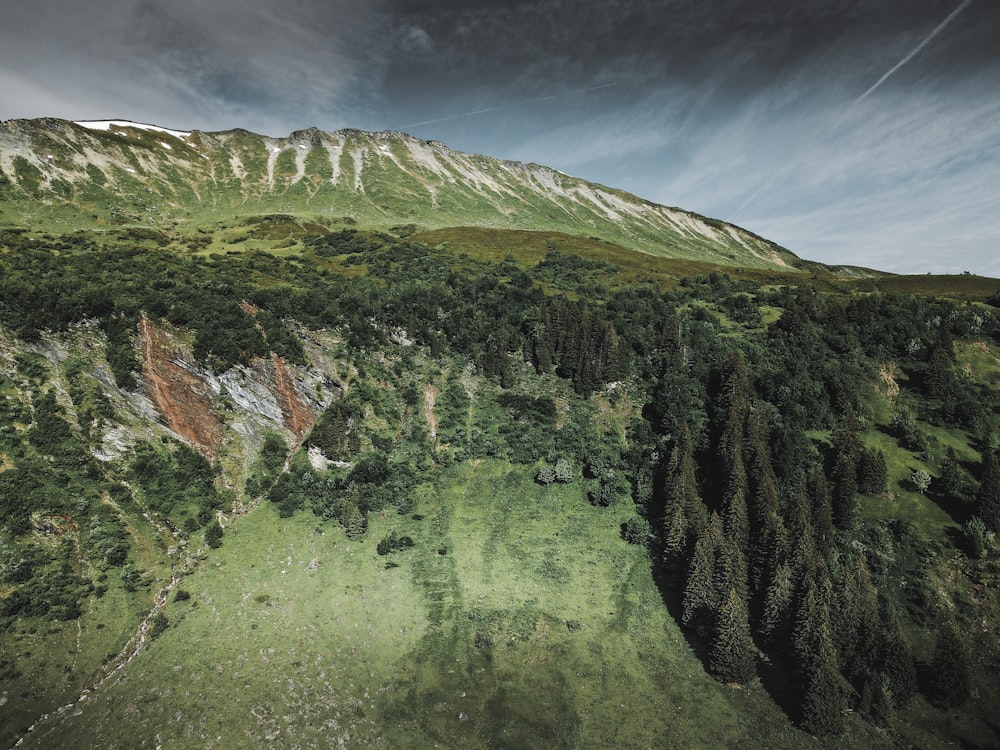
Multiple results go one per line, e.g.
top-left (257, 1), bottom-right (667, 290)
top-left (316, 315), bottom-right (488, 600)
top-left (0, 119), bottom-right (801, 271)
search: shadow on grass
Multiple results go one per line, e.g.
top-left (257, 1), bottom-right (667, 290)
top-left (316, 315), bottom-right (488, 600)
top-left (649, 560), bottom-right (802, 727)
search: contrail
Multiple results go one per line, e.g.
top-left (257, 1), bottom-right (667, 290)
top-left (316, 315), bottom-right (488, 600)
top-left (398, 82), bottom-right (618, 129)
top-left (852, 0), bottom-right (975, 110)
top-left (738, 0), bottom-right (975, 215)
top-left (734, 164), bottom-right (792, 215)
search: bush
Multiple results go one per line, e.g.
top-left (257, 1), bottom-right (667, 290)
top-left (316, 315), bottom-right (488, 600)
top-left (621, 517), bottom-right (652, 546)
top-left (910, 469), bottom-right (932, 494)
top-left (205, 520), bottom-right (223, 549)
top-left (535, 465), bottom-right (556, 485)
top-left (376, 531), bottom-right (414, 556)
top-left (553, 457), bottom-right (574, 483)
top-left (963, 516), bottom-right (993, 558)
top-left (149, 612), bottom-right (169, 639)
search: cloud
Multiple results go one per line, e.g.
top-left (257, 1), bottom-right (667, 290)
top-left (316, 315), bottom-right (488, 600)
top-left (400, 25), bottom-right (434, 55)
top-left (1, 0), bottom-right (393, 134)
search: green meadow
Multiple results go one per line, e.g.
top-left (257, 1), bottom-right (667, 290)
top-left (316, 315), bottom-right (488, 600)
top-left (14, 459), bottom-right (895, 750)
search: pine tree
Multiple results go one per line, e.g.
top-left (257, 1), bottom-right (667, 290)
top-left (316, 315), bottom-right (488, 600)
top-left (786, 476), bottom-right (813, 547)
top-left (830, 414), bottom-right (861, 530)
top-left (722, 468), bottom-right (750, 557)
top-left (938, 447), bottom-right (968, 504)
top-left (749, 511), bottom-right (784, 596)
top-left (807, 467), bottom-right (835, 553)
top-left (682, 518), bottom-right (720, 637)
top-left (857, 448), bottom-right (888, 495)
top-left (340, 501), bottom-right (367, 540)
top-left (719, 349), bottom-right (751, 416)
top-left (927, 622), bottom-right (972, 708)
top-left (869, 676), bottom-right (894, 727)
top-left (709, 588), bottom-right (756, 684)
top-left (926, 326), bottom-right (956, 403)
top-left (760, 561), bottom-right (794, 642)
top-left (832, 555), bottom-right (880, 689)
top-left (800, 642), bottom-right (847, 735)
top-left (878, 601), bottom-right (916, 708)
top-left (976, 449), bottom-right (1000, 532)
top-left (714, 532), bottom-right (749, 606)
top-left (794, 585), bottom-right (846, 735)
top-left (830, 450), bottom-right (858, 530)
top-left (205, 519), bottom-right (223, 549)
top-left (666, 424), bottom-right (707, 538)
top-left (661, 504), bottom-right (688, 569)
top-left (744, 409), bottom-right (779, 529)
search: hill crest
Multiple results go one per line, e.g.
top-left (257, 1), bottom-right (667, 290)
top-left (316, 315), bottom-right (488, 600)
top-left (0, 117), bottom-right (798, 271)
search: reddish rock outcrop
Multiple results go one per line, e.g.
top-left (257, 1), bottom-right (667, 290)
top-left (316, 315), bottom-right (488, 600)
top-left (139, 317), bottom-right (223, 455)
top-left (267, 355), bottom-right (314, 439)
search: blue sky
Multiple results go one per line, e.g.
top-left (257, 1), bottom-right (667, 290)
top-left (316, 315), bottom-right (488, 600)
top-left (2, 0), bottom-right (998, 275)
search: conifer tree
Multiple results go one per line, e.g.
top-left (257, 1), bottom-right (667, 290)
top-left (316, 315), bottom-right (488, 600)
top-left (341, 501), bottom-right (367, 540)
top-left (709, 588), bottom-right (756, 684)
top-left (800, 638), bottom-right (847, 736)
top-left (857, 448), bottom-right (888, 496)
top-left (666, 424), bottom-right (707, 538)
top-left (661, 504), bottom-right (688, 569)
top-left (794, 581), bottom-right (846, 735)
top-left (938, 447), bottom-right (968, 504)
top-left (786, 476), bottom-right (813, 546)
top-left (927, 622), bottom-right (972, 708)
top-left (830, 414), bottom-right (861, 530)
top-left (719, 349), bottom-right (751, 416)
top-left (926, 326), bottom-right (957, 403)
top-left (760, 561), bottom-right (794, 642)
top-left (833, 555), bottom-right (880, 688)
top-left (869, 676), bottom-right (894, 727)
top-left (682, 517), bottom-right (721, 637)
top-left (743, 409), bottom-right (779, 527)
top-left (976, 449), bottom-right (1000, 532)
top-left (205, 519), bottom-right (223, 549)
top-left (830, 450), bottom-right (858, 530)
top-left (714, 532), bottom-right (749, 606)
top-left (878, 601), bottom-right (916, 708)
top-left (749, 511), bottom-right (784, 596)
top-left (722, 466), bottom-right (750, 557)
top-left (807, 466), bottom-right (835, 553)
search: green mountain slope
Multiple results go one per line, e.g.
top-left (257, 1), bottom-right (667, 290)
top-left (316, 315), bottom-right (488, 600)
top-left (2, 114), bottom-right (1000, 750)
top-left (0, 118), bottom-right (797, 271)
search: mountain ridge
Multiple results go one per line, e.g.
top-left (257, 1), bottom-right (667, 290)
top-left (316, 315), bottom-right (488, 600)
top-left (0, 117), bottom-right (800, 271)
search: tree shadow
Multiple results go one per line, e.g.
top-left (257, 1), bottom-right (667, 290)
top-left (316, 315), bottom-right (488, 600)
top-left (649, 560), bottom-right (802, 726)
top-left (754, 650), bottom-right (803, 724)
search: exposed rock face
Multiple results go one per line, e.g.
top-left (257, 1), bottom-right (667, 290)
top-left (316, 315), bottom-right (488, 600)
top-left (138, 317), bottom-right (328, 456)
top-left (139, 317), bottom-right (223, 455)
top-left (268, 355), bottom-right (314, 439)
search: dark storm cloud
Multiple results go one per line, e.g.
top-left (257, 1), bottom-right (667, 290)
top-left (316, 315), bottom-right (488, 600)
top-left (1, 0), bottom-right (998, 273)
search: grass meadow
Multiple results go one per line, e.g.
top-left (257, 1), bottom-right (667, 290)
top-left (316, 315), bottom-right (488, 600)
top-left (13, 458), bottom-right (898, 750)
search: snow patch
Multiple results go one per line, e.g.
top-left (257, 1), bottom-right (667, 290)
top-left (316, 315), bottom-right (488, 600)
top-left (75, 120), bottom-right (191, 139)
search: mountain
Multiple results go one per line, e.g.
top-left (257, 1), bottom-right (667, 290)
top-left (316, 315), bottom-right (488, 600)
top-left (1, 117), bottom-right (999, 750)
top-left (0, 118), bottom-right (797, 271)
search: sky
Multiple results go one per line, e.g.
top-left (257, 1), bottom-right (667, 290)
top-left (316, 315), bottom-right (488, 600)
top-left (2, 0), bottom-right (998, 276)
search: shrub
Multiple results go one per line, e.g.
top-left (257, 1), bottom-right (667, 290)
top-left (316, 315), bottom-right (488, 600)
top-left (149, 612), bottom-right (168, 639)
top-left (621, 517), bottom-right (652, 546)
top-left (205, 520), bottom-right (223, 549)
